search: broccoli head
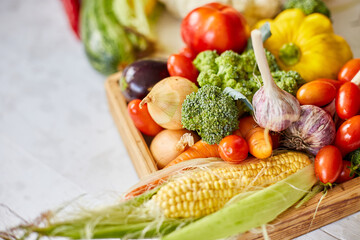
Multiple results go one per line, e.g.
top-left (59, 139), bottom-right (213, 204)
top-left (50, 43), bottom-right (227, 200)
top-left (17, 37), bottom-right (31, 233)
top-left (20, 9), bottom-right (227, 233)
top-left (193, 50), bottom-right (219, 73)
top-left (284, 0), bottom-right (331, 18)
top-left (181, 85), bottom-right (240, 144)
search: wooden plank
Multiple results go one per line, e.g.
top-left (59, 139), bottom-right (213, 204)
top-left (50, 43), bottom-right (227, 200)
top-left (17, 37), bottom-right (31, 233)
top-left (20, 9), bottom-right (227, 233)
top-left (104, 73), bottom-right (158, 178)
top-left (105, 72), bottom-right (360, 239)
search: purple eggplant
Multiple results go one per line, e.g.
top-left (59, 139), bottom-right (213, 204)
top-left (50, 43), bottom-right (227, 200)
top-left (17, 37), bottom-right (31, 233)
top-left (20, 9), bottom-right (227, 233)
top-left (120, 59), bottom-right (169, 102)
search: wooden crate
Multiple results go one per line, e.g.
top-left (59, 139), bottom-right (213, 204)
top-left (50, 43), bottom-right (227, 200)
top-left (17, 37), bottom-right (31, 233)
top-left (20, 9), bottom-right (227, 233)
top-left (105, 73), bottom-right (360, 239)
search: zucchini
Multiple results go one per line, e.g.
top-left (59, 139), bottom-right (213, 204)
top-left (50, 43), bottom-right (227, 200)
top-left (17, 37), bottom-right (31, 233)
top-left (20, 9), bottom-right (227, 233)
top-left (80, 0), bottom-right (154, 75)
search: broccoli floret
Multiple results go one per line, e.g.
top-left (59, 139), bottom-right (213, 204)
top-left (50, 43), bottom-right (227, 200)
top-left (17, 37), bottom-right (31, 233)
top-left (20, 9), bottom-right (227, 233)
top-left (181, 85), bottom-right (240, 144)
top-left (250, 70), bottom-right (304, 96)
top-left (215, 51), bottom-right (244, 82)
top-left (240, 49), bottom-right (279, 77)
top-left (284, 0), bottom-right (331, 18)
top-left (272, 70), bottom-right (305, 95)
top-left (197, 70), bottom-right (222, 87)
top-left (193, 50), bottom-right (219, 72)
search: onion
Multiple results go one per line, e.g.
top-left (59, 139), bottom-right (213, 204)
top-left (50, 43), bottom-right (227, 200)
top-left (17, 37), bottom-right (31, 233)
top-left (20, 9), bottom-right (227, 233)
top-left (140, 77), bottom-right (198, 129)
top-left (150, 129), bottom-right (200, 169)
top-left (282, 105), bottom-right (336, 155)
top-left (251, 29), bottom-right (301, 132)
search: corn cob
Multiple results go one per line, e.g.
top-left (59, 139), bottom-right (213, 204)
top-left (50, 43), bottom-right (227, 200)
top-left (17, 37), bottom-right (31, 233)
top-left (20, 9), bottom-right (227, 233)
top-left (152, 151), bottom-right (311, 218)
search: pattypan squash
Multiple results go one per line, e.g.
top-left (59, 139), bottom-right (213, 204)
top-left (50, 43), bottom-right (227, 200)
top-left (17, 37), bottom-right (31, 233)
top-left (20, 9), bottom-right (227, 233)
top-left (255, 9), bottom-right (353, 82)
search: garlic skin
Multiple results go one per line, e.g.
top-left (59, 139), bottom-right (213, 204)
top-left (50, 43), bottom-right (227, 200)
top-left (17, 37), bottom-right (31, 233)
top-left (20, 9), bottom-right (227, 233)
top-left (251, 29), bottom-right (300, 132)
top-left (141, 77), bottom-right (198, 130)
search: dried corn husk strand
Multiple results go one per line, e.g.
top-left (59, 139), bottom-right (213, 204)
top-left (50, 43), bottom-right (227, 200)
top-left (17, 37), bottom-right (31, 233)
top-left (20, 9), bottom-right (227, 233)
top-left (140, 77), bottom-right (198, 130)
top-left (251, 29), bottom-right (301, 132)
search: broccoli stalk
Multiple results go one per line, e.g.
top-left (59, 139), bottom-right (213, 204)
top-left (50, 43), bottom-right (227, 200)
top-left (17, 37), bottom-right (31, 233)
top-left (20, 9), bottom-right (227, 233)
top-left (181, 85), bottom-right (240, 144)
top-left (284, 0), bottom-right (331, 18)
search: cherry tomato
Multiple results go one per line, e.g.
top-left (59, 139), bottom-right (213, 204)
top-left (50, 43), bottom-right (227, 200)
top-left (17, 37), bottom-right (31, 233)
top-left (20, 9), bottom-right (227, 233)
top-left (296, 80), bottom-right (336, 106)
top-left (128, 99), bottom-right (163, 136)
top-left (181, 2), bottom-right (249, 54)
top-left (178, 46), bottom-right (197, 60)
top-left (336, 160), bottom-right (354, 183)
top-left (315, 145), bottom-right (343, 184)
top-left (167, 54), bottom-right (199, 83)
top-left (336, 82), bottom-right (360, 120)
top-left (338, 58), bottom-right (360, 82)
top-left (335, 115), bottom-right (360, 156)
top-left (316, 78), bottom-right (345, 90)
top-left (219, 135), bottom-right (249, 164)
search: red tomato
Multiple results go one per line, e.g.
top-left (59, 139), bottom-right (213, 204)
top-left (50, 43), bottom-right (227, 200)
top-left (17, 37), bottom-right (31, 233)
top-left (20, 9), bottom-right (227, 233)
top-left (336, 160), bottom-right (354, 183)
top-left (128, 99), bottom-right (163, 136)
top-left (335, 115), bottom-right (360, 156)
top-left (315, 145), bottom-right (343, 184)
top-left (296, 80), bottom-right (336, 106)
top-left (316, 78), bottom-right (345, 90)
top-left (336, 82), bottom-right (360, 120)
top-left (178, 46), bottom-right (197, 60)
top-left (181, 2), bottom-right (249, 54)
top-left (338, 59), bottom-right (360, 82)
top-left (167, 54), bottom-right (199, 83)
top-left (219, 135), bottom-right (249, 164)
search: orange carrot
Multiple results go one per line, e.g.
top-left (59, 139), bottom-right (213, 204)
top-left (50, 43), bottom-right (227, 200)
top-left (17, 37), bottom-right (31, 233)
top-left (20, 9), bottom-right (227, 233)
top-left (237, 116), bottom-right (273, 159)
top-left (165, 140), bottom-right (219, 168)
top-left (124, 177), bottom-right (167, 199)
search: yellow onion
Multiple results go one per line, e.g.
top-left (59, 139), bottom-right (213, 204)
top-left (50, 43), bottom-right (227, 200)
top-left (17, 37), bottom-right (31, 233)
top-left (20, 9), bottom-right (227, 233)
top-left (140, 77), bottom-right (198, 129)
top-left (150, 129), bottom-right (200, 168)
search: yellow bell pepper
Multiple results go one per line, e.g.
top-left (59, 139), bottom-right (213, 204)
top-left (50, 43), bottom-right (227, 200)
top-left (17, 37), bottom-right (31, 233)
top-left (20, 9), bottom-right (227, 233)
top-left (255, 9), bottom-right (353, 82)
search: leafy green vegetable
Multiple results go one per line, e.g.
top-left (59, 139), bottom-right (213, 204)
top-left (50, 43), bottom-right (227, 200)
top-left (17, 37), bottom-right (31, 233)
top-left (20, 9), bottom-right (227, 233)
top-left (284, 0), bottom-right (331, 18)
top-left (193, 49), bottom-right (304, 113)
top-left (80, 0), bottom-right (157, 75)
top-left (347, 148), bottom-right (360, 176)
top-left (181, 85), bottom-right (240, 144)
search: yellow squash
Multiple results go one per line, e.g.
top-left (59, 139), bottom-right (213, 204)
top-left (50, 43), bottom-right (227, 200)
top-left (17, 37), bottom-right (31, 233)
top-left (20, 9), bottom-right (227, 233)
top-left (256, 9), bottom-right (353, 82)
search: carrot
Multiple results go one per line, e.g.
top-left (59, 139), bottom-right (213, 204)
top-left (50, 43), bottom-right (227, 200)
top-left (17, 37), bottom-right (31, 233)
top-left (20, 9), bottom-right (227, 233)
top-left (165, 140), bottom-right (219, 168)
top-left (237, 116), bottom-right (273, 159)
top-left (124, 177), bottom-right (167, 199)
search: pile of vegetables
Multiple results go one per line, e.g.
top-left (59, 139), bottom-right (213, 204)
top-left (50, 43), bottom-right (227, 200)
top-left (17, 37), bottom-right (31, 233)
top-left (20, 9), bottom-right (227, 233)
top-left (5, 1), bottom-right (360, 239)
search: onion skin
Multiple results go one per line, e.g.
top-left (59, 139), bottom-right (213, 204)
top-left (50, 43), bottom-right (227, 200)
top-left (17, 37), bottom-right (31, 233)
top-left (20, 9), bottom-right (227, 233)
top-left (141, 77), bottom-right (198, 130)
top-left (282, 105), bottom-right (336, 155)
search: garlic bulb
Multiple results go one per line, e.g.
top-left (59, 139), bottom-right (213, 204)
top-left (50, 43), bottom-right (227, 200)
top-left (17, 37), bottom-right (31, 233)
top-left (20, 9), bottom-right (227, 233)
top-left (140, 77), bottom-right (198, 129)
top-left (251, 29), bottom-right (301, 132)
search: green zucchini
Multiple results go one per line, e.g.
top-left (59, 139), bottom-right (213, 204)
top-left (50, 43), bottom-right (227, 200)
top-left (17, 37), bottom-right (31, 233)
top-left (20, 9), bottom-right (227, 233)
top-left (80, 0), bottom-right (154, 75)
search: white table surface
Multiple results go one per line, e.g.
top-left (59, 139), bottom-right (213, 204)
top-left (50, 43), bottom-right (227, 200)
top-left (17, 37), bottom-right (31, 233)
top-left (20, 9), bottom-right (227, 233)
top-left (1, 0), bottom-right (360, 239)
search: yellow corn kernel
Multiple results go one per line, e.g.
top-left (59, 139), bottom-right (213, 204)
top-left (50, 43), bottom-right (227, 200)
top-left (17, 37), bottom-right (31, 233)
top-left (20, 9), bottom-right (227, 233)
top-left (152, 151), bottom-right (311, 218)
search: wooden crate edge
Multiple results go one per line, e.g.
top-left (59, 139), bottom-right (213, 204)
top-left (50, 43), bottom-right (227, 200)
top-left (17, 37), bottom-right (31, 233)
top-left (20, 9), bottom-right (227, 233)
top-left (105, 73), bottom-right (158, 178)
